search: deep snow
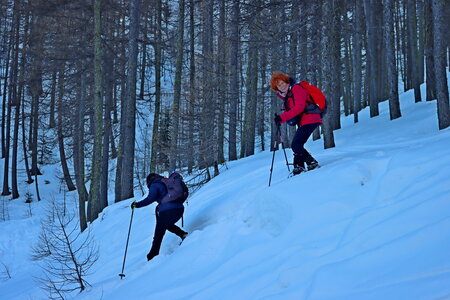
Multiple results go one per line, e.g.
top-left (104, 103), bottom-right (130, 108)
top-left (1, 85), bottom-right (450, 300)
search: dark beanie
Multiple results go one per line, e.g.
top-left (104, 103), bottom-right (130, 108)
top-left (146, 173), bottom-right (161, 188)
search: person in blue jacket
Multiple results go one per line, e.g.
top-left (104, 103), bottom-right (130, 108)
top-left (131, 173), bottom-right (188, 261)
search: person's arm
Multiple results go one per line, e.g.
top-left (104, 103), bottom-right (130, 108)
top-left (135, 183), bottom-right (164, 208)
top-left (279, 85), bottom-right (307, 123)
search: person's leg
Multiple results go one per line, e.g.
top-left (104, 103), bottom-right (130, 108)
top-left (147, 208), bottom-right (184, 260)
top-left (147, 218), bottom-right (166, 260)
top-left (167, 224), bottom-right (187, 237)
top-left (166, 207), bottom-right (187, 238)
top-left (291, 123), bottom-right (319, 174)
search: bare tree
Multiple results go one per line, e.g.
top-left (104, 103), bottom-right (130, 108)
top-left (32, 202), bottom-right (98, 299)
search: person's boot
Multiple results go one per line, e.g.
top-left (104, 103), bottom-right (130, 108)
top-left (293, 153), bottom-right (306, 176)
top-left (304, 151), bottom-right (319, 171)
top-left (147, 252), bottom-right (157, 261)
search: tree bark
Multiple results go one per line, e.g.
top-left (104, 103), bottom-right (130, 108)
top-left (216, 0), bottom-right (226, 165)
top-left (170, 0), bottom-right (185, 170)
top-left (363, 0), bottom-right (380, 117)
top-left (407, 0), bottom-right (422, 102)
top-left (243, 6), bottom-right (259, 157)
top-left (187, 0), bottom-right (195, 173)
top-left (200, 0), bottom-right (214, 169)
top-left (120, 0), bottom-right (140, 200)
top-left (228, 0), bottom-right (239, 161)
top-left (424, 0), bottom-right (437, 101)
top-left (150, 0), bottom-right (162, 173)
top-left (56, 64), bottom-right (76, 192)
top-left (88, 0), bottom-right (104, 221)
top-left (432, 0), bottom-right (450, 129)
top-left (383, 0), bottom-right (402, 120)
top-left (73, 57), bottom-right (88, 232)
top-left (321, 0), bottom-right (336, 149)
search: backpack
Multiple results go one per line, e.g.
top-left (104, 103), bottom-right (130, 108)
top-left (298, 81), bottom-right (327, 116)
top-left (160, 172), bottom-right (189, 204)
top-left (284, 81), bottom-right (327, 126)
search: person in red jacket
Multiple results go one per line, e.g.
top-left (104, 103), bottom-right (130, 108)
top-left (270, 71), bottom-right (321, 175)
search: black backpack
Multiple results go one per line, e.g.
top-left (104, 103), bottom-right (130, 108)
top-left (160, 172), bottom-right (189, 204)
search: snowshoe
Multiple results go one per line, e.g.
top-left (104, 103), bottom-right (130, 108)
top-left (306, 160), bottom-right (320, 171)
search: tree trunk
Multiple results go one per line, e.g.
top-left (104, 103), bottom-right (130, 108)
top-left (200, 0), bottom-right (214, 169)
top-left (150, 0), bottom-right (162, 172)
top-left (29, 10), bottom-right (43, 176)
top-left (243, 7), bottom-right (258, 157)
top-left (101, 17), bottom-right (115, 210)
top-left (216, 0), bottom-right (226, 165)
top-left (383, 0), bottom-right (401, 120)
top-left (121, 0), bottom-right (140, 200)
top-left (258, 49), bottom-right (267, 152)
top-left (73, 58), bottom-right (88, 232)
top-left (363, 0), bottom-right (380, 117)
top-left (56, 64), bottom-right (76, 192)
top-left (170, 0), bottom-right (185, 170)
top-left (10, 3), bottom-right (23, 199)
top-left (228, 0), bottom-right (239, 161)
top-left (49, 71), bottom-right (56, 128)
top-left (114, 14), bottom-right (127, 202)
top-left (321, 0), bottom-right (336, 149)
top-left (330, 0), bottom-right (341, 131)
top-left (1, 31), bottom-right (11, 159)
top-left (432, 0), bottom-right (450, 129)
top-left (187, 0), bottom-right (195, 173)
top-left (424, 0), bottom-right (437, 101)
top-left (407, 0), bottom-right (422, 102)
top-left (88, 0), bottom-right (104, 221)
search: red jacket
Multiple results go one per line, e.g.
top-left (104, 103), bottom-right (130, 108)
top-left (278, 84), bottom-right (322, 126)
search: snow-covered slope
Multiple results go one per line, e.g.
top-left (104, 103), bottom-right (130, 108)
top-left (1, 86), bottom-right (450, 300)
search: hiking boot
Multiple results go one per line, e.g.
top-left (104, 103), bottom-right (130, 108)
top-left (147, 252), bottom-right (157, 261)
top-left (304, 151), bottom-right (319, 171)
top-left (306, 159), bottom-right (319, 171)
top-left (292, 166), bottom-right (306, 176)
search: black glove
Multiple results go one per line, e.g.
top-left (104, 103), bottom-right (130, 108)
top-left (131, 200), bottom-right (137, 210)
top-left (274, 114), bottom-right (282, 126)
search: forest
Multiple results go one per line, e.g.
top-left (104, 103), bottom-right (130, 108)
top-left (1, 0), bottom-right (449, 230)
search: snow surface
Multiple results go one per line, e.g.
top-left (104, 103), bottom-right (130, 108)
top-left (1, 84), bottom-right (450, 300)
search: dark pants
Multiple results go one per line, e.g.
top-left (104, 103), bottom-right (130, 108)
top-left (291, 123), bottom-right (319, 168)
top-left (147, 207), bottom-right (185, 260)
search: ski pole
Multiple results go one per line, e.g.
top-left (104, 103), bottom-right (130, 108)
top-left (269, 123), bottom-right (292, 186)
top-left (119, 207), bottom-right (134, 279)
top-left (277, 124), bottom-right (290, 172)
top-left (268, 136), bottom-right (278, 187)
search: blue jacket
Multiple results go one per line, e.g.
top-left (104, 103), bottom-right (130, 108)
top-left (135, 177), bottom-right (184, 212)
